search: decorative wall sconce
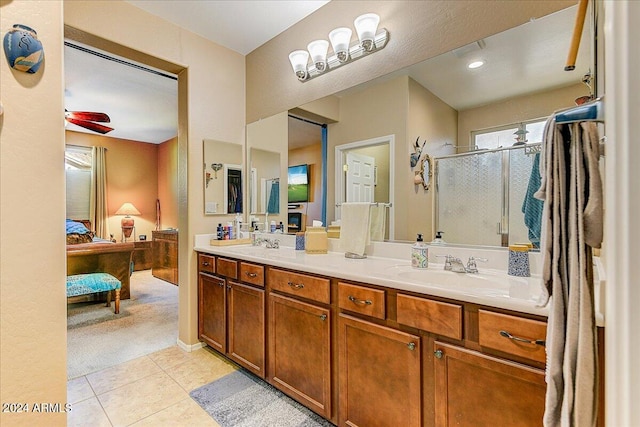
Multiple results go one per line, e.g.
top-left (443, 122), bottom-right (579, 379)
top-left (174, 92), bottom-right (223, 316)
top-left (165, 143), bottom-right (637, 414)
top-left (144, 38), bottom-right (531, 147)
top-left (288, 13), bottom-right (388, 82)
top-left (211, 163), bottom-right (223, 178)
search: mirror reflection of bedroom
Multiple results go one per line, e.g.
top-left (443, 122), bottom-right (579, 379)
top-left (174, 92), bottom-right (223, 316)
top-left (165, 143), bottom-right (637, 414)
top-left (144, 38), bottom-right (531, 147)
top-left (64, 41), bottom-right (180, 379)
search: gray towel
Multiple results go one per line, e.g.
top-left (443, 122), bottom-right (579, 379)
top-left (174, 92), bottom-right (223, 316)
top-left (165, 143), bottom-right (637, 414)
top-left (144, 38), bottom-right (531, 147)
top-left (535, 117), bottom-right (602, 427)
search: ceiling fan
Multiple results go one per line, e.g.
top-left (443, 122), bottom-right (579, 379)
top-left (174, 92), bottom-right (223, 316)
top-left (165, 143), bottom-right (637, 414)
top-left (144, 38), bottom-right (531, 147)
top-left (65, 110), bottom-right (114, 134)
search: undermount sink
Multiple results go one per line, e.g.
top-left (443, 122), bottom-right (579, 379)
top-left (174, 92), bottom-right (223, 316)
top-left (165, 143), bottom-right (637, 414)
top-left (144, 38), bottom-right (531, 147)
top-left (378, 264), bottom-right (540, 301)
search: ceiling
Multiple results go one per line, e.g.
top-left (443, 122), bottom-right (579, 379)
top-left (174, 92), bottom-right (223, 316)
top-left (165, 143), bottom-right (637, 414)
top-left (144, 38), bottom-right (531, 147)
top-left (65, 3), bottom-right (590, 144)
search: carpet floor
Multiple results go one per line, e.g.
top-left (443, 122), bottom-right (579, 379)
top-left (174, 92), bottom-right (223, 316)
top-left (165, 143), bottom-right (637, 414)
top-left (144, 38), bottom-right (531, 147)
top-left (190, 370), bottom-right (335, 427)
top-left (67, 270), bottom-right (178, 379)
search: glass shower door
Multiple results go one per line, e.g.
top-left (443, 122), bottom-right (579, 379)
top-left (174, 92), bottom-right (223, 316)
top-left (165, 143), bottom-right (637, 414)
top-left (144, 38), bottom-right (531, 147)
top-left (436, 151), bottom-right (503, 246)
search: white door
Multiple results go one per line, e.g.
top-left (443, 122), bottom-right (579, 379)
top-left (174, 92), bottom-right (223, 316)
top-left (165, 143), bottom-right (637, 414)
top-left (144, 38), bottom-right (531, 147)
top-left (346, 152), bottom-right (375, 203)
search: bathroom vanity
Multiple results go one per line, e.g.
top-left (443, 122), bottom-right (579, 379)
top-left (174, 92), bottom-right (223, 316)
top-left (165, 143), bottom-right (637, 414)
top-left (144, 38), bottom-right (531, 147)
top-left (194, 236), bottom-right (603, 426)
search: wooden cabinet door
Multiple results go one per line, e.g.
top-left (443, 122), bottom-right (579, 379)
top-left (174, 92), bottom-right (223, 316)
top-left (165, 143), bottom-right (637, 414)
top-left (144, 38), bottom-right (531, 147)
top-left (433, 341), bottom-right (546, 427)
top-left (198, 273), bottom-right (226, 353)
top-left (268, 293), bottom-right (331, 419)
top-left (338, 314), bottom-right (421, 427)
top-left (228, 281), bottom-right (265, 378)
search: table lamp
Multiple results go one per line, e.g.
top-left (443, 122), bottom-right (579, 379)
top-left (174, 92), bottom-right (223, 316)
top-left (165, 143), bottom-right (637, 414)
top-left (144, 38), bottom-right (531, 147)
top-left (115, 202), bottom-right (141, 241)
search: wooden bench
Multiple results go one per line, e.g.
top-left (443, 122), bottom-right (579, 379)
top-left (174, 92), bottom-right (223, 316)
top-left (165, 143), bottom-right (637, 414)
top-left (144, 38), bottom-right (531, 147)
top-left (66, 273), bottom-right (122, 314)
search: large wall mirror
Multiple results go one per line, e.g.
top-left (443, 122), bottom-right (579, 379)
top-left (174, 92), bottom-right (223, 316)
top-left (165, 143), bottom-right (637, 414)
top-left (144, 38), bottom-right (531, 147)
top-left (203, 139), bottom-right (243, 215)
top-left (248, 4), bottom-right (595, 248)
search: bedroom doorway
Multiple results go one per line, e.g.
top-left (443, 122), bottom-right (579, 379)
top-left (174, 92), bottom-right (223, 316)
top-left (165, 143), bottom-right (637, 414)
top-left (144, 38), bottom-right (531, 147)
top-left (64, 27), bottom-right (187, 378)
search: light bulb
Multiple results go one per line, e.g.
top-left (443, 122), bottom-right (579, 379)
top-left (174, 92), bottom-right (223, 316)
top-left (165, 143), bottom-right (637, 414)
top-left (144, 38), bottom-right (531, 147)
top-left (288, 50), bottom-right (309, 80)
top-left (329, 27), bottom-right (352, 63)
top-left (307, 39), bottom-right (329, 72)
top-left (354, 13), bottom-right (380, 52)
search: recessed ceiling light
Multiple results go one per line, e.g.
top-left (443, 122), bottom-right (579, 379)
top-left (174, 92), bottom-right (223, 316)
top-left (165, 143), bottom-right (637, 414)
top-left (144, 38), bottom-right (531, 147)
top-left (468, 60), bottom-right (484, 69)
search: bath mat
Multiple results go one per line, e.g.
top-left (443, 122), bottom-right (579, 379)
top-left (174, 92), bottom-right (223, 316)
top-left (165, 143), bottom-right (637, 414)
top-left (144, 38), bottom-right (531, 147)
top-left (190, 369), bottom-right (334, 427)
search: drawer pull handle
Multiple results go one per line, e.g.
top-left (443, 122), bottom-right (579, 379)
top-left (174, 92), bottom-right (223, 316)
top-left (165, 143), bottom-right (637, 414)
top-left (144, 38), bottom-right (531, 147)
top-left (499, 330), bottom-right (546, 347)
top-left (245, 272), bottom-right (258, 278)
top-left (202, 261), bottom-right (210, 266)
top-left (319, 314), bottom-right (327, 321)
top-left (407, 342), bottom-right (416, 351)
top-left (218, 282), bottom-right (224, 288)
top-left (348, 295), bottom-right (372, 306)
top-left (434, 349), bottom-right (443, 359)
top-left (287, 281), bottom-right (305, 290)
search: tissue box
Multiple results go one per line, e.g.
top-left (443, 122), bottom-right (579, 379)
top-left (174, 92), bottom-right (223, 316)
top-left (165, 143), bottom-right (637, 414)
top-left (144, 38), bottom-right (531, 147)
top-left (327, 225), bottom-right (341, 238)
top-left (305, 227), bottom-right (328, 254)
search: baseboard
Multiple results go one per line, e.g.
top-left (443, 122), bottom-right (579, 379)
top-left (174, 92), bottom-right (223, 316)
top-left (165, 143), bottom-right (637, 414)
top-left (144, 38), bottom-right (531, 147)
top-left (177, 338), bottom-right (205, 352)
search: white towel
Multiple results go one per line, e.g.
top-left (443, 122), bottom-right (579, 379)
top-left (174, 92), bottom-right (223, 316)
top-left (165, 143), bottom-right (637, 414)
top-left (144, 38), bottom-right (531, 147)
top-left (339, 203), bottom-right (371, 256)
top-left (535, 116), bottom-right (602, 427)
top-left (369, 204), bottom-right (386, 241)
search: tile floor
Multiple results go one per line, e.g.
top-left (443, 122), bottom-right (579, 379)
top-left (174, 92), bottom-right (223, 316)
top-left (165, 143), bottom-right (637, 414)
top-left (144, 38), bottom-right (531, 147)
top-left (67, 345), bottom-right (239, 426)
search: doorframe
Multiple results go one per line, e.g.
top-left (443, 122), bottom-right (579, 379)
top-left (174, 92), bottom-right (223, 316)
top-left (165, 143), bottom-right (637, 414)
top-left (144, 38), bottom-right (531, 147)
top-left (63, 25), bottom-right (189, 343)
top-left (335, 135), bottom-right (395, 240)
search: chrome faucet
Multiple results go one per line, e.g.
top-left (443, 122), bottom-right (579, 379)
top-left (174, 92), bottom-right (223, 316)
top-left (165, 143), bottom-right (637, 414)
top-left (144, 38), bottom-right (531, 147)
top-left (465, 256), bottom-right (488, 273)
top-left (264, 238), bottom-right (280, 249)
top-left (437, 255), bottom-right (487, 273)
top-left (436, 255), bottom-right (466, 273)
top-left (252, 234), bottom-right (279, 249)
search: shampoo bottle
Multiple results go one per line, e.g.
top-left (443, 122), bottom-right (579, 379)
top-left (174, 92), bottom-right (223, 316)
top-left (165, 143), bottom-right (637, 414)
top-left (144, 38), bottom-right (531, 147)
top-left (270, 220), bottom-right (276, 233)
top-left (216, 223), bottom-right (223, 240)
top-left (411, 233), bottom-right (428, 269)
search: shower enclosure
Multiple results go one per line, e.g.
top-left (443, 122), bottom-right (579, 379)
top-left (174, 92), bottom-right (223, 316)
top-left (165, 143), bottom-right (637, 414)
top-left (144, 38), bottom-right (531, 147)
top-left (434, 144), bottom-right (542, 248)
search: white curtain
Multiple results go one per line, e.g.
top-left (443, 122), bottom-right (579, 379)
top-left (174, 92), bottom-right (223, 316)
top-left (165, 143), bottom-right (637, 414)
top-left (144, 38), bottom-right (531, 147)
top-left (90, 146), bottom-right (109, 239)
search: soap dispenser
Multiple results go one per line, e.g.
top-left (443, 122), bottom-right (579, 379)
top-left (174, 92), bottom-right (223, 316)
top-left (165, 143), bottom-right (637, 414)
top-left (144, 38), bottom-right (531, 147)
top-left (431, 231), bottom-right (446, 245)
top-left (411, 234), bottom-right (428, 269)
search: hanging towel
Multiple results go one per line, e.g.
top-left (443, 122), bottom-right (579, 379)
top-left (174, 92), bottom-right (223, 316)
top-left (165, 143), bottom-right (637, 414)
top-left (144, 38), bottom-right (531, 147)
top-left (267, 181), bottom-right (280, 214)
top-left (339, 203), bottom-right (371, 256)
top-left (534, 116), bottom-right (603, 427)
top-left (369, 204), bottom-right (386, 241)
top-left (522, 152), bottom-right (544, 248)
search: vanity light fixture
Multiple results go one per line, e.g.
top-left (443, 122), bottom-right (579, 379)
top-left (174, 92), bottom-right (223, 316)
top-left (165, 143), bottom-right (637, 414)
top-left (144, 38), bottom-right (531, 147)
top-left (288, 13), bottom-right (388, 82)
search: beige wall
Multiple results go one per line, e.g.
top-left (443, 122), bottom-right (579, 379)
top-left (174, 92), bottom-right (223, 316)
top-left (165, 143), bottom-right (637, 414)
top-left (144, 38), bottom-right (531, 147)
top-left (457, 83), bottom-right (587, 148)
top-left (289, 143), bottom-right (323, 227)
top-left (0, 1), bottom-right (68, 426)
top-left (328, 76), bottom-right (408, 238)
top-left (65, 131), bottom-right (163, 240)
top-left (246, 1), bottom-right (574, 123)
top-left (326, 75), bottom-right (457, 241)
top-left (246, 112), bottom-right (288, 227)
top-left (158, 137), bottom-right (179, 229)
top-left (408, 78), bottom-right (458, 240)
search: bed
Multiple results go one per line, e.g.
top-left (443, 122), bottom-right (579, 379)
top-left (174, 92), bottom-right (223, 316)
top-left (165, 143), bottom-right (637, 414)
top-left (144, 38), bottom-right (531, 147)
top-left (66, 220), bottom-right (134, 301)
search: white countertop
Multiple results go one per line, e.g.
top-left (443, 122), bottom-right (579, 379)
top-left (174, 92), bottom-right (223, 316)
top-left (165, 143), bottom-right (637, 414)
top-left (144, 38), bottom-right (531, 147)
top-left (195, 234), bottom-right (552, 318)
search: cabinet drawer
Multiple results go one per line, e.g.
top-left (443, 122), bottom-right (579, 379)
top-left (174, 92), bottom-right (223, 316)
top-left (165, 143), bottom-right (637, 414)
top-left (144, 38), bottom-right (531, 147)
top-left (198, 254), bottom-right (215, 274)
top-left (216, 257), bottom-right (238, 279)
top-left (268, 268), bottom-right (330, 304)
top-left (396, 294), bottom-right (462, 340)
top-left (338, 282), bottom-right (385, 320)
top-left (478, 310), bottom-right (547, 363)
top-left (240, 262), bottom-right (265, 288)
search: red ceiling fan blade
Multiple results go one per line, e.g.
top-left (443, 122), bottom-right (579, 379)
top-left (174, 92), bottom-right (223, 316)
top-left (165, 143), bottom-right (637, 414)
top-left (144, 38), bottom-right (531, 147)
top-left (66, 117), bottom-right (114, 134)
top-left (65, 111), bottom-right (111, 123)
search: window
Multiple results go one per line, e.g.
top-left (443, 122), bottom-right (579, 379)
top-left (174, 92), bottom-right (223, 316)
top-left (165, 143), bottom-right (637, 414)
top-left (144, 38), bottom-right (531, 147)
top-left (65, 146), bottom-right (92, 220)
top-left (472, 119), bottom-right (546, 150)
